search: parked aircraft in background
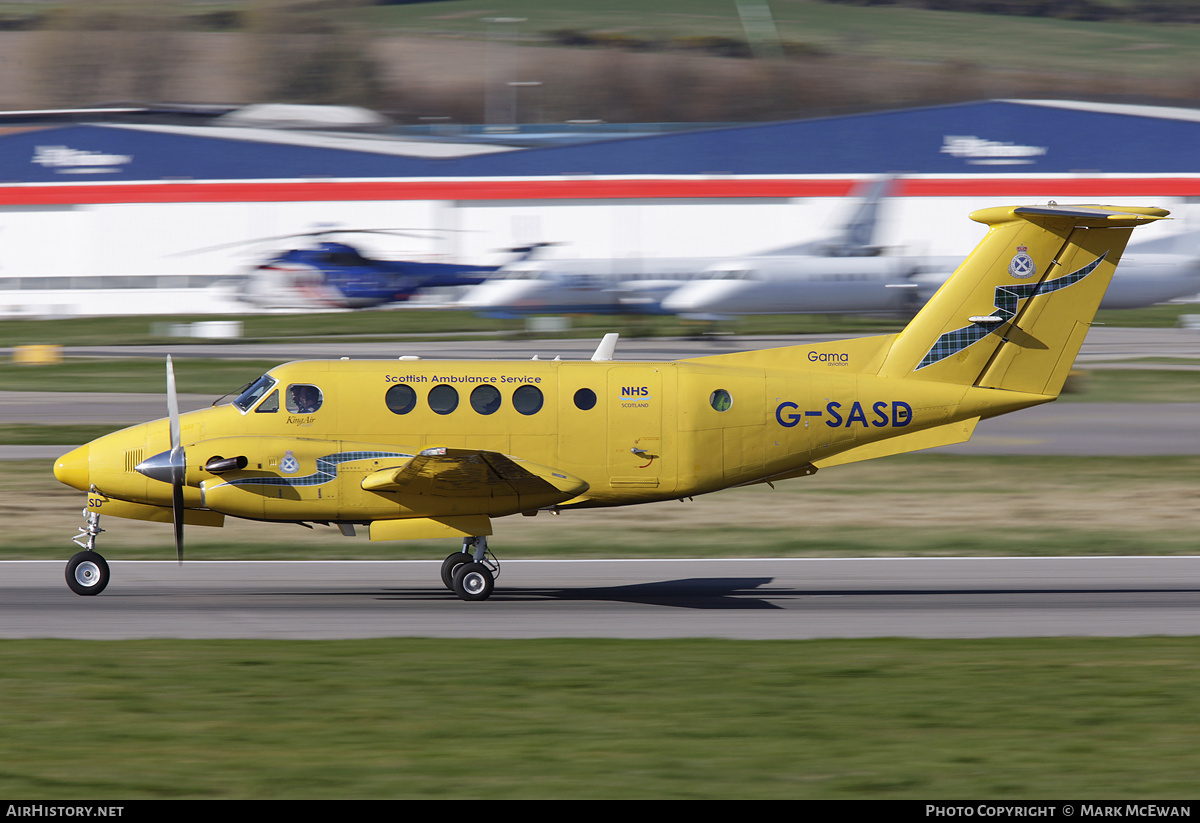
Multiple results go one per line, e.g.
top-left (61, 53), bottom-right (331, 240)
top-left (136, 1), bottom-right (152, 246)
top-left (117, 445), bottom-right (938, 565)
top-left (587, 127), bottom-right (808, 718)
top-left (661, 231), bottom-right (1200, 316)
top-left (456, 177), bottom-right (897, 316)
top-left (54, 203), bottom-right (1166, 601)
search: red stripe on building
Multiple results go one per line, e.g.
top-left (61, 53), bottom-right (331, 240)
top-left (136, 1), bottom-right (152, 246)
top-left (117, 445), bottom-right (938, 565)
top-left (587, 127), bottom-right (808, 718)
top-left (894, 178), bottom-right (1200, 198)
top-left (1, 176), bottom-right (1198, 206)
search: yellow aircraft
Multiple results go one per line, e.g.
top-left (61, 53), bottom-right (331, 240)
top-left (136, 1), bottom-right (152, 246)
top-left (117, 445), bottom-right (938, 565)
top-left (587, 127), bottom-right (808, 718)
top-left (53, 204), bottom-right (1167, 601)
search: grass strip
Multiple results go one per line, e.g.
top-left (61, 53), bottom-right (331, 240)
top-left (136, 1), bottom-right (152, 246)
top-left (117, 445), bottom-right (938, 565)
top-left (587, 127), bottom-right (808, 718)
top-left (1, 305), bottom-right (1193, 350)
top-left (0, 637), bottom-right (1198, 799)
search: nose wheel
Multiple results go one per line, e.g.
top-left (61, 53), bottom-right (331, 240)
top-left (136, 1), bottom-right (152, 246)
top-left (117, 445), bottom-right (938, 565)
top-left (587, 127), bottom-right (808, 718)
top-left (66, 550), bottom-right (110, 596)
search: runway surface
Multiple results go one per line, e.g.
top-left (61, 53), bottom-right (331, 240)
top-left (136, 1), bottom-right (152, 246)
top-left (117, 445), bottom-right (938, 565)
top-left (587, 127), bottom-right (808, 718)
top-left (5, 557), bottom-right (1200, 640)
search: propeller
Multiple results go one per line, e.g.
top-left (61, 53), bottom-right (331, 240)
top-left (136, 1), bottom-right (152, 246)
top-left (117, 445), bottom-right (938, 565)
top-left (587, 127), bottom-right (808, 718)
top-left (133, 355), bottom-right (186, 565)
top-left (166, 355), bottom-right (184, 566)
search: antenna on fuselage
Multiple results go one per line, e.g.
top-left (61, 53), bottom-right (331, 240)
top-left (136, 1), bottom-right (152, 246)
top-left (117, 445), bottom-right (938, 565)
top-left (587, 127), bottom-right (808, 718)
top-left (590, 333), bottom-right (619, 362)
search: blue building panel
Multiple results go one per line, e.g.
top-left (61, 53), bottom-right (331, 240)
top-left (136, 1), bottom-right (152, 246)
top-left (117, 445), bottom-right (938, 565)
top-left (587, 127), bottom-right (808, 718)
top-left (2, 101), bottom-right (1199, 185)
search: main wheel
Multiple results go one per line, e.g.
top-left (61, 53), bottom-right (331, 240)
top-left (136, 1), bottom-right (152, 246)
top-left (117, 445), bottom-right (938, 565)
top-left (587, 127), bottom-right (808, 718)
top-left (66, 550), bottom-right (110, 596)
top-left (440, 551), bottom-right (471, 590)
top-left (452, 562), bottom-right (494, 602)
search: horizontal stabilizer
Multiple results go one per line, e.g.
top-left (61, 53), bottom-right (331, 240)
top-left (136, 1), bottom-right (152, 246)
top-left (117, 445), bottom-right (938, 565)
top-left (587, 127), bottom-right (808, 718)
top-left (813, 417), bottom-right (980, 469)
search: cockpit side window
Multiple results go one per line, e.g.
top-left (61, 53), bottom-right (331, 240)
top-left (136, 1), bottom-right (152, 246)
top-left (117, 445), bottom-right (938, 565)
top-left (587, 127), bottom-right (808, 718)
top-left (233, 375), bottom-right (277, 413)
top-left (256, 389), bottom-right (279, 413)
top-left (287, 384), bottom-right (323, 414)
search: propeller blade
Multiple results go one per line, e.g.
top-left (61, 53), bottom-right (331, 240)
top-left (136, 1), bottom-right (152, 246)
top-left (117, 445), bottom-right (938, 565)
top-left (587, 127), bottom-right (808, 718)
top-left (167, 355), bottom-right (180, 452)
top-left (166, 356), bottom-right (184, 566)
top-left (172, 482), bottom-right (185, 566)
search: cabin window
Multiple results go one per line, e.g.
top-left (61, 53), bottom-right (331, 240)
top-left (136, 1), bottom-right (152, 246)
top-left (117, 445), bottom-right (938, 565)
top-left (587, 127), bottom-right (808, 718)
top-left (233, 374), bottom-right (276, 412)
top-left (710, 389), bottom-right (732, 412)
top-left (286, 384), bottom-right (323, 414)
top-left (470, 384), bottom-right (502, 415)
top-left (513, 385), bottom-right (543, 415)
top-left (573, 388), bottom-right (597, 411)
top-left (385, 383), bottom-right (417, 415)
top-left (256, 389), bottom-right (279, 413)
top-left (429, 384), bottom-right (459, 415)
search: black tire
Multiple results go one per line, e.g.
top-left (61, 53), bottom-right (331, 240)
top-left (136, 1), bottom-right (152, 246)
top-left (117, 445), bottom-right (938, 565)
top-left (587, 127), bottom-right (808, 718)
top-left (66, 550), bottom-right (110, 596)
top-left (441, 551), bottom-right (472, 590)
top-left (452, 562), bottom-right (494, 602)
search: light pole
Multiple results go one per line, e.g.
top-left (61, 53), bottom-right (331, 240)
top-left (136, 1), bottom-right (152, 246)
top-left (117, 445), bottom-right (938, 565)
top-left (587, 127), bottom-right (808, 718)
top-left (484, 17), bottom-right (526, 132)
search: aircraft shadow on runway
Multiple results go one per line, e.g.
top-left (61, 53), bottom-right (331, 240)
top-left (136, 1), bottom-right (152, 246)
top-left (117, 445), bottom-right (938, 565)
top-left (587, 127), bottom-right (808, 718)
top-left (368, 578), bottom-right (783, 609)
top-left (274, 580), bottom-right (1200, 610)
top-left (437, 583), bottom-right (1200, 609)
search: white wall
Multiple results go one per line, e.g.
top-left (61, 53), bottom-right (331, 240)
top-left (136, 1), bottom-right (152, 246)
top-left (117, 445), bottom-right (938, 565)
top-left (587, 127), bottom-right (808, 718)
top-left (1, 189), bottom-right (1194, 317)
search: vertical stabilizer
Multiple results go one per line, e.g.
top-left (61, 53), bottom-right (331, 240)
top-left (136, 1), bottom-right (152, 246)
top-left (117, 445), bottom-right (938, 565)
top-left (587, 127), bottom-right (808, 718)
top-left (877, 205), bottom-right (1168, 394)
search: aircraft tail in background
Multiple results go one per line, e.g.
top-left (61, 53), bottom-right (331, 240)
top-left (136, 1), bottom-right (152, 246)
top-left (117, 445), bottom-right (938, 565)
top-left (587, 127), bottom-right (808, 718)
top-left (760, 175), bottom-right (896, 258)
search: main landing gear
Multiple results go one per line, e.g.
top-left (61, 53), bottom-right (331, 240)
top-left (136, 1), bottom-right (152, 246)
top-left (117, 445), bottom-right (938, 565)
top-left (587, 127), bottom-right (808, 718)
top-left (441, 536), bottom-right (499, 602)
top-left (66, 508), bottom-right (110, 596)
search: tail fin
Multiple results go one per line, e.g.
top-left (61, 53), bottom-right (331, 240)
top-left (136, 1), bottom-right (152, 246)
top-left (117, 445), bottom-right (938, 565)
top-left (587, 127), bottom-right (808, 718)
top-left (831, 174), bottom-right (893, 256)
top-left (877, 204), bottom-right (1168, 395)
top-left (761, 175), bottom-right (894, 258)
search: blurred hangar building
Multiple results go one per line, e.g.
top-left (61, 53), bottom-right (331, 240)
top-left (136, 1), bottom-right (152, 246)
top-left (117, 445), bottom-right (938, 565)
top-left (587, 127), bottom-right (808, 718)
top-left (0, 99), bottom-right (1198, 316)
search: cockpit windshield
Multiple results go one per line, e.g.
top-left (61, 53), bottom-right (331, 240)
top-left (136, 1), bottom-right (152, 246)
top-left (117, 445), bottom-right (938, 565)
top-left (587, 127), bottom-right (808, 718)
top-left (233, 374), bottom-right (277, 412)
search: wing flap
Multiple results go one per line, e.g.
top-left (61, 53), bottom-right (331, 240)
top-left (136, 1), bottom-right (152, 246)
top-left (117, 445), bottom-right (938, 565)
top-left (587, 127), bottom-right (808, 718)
top-left (360, 447), bottom-right (589, 509)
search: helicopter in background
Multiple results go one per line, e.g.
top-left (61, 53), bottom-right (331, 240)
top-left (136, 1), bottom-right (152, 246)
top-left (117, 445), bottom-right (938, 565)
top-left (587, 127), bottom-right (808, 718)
top-left (197, 228), bottom-right (508, 310)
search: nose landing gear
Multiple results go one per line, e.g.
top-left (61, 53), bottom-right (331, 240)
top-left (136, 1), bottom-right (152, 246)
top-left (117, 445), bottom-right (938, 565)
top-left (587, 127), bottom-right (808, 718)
top-left (66, 508), bottom-right (110, 596)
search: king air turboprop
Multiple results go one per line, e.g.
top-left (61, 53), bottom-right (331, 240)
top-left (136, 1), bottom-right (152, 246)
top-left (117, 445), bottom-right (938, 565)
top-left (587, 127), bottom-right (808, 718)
top-left (662, 231), bottom-right (1200, 316)
top-left (456, 176), bottom-right (895, 316)
top-left (54, 204), bottom-right (1166, 601)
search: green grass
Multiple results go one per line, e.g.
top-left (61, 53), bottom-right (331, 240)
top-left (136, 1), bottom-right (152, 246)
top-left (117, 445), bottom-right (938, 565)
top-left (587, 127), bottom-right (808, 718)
top-left (0, 424), bottom-right (136, 446)
top-left (1, 637), bottom-right (1199, 798)
top-left (1056, 367), bottom-right (1200, 403)
top-left (0, 309), bottom-right (911, 349)
top-left (0, 358), bottom-right (282, 395)
top-left (1, 304), bottom-right (1195, 350)
top-left (349, 0), bottom-right (1200, 79)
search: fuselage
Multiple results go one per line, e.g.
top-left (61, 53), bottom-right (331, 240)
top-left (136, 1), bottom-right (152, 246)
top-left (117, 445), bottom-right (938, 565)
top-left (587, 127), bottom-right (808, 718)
top-left (661, 256), bottom-right (924, 315)
top-left (456, 258), bottom-right (720, 315)
top-left (53, 341), bottom-right (1047, 528)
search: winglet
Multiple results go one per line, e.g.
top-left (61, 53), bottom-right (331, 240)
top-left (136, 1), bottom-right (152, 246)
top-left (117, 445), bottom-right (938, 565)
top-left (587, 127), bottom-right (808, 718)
top-left (591, 333), bottom-right (619, 362)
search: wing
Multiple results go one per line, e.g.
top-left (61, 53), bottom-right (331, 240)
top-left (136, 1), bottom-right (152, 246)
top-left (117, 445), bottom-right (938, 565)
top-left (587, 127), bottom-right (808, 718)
top-left (360, 447), bottom-right (589, 511)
